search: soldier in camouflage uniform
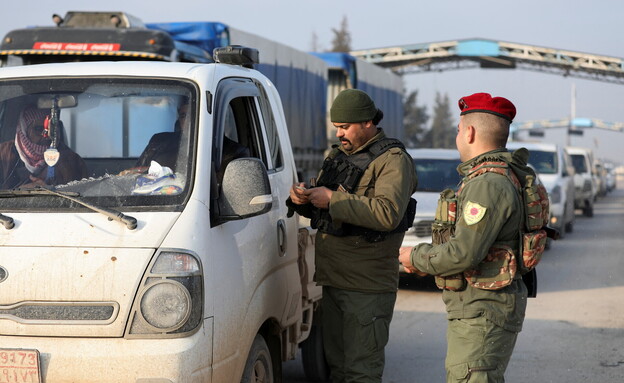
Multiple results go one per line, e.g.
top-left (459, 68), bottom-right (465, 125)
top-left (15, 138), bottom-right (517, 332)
top-left (399, 93), bottom-right (534, 383)
top-left (288, 89), bottom-right (417, 383)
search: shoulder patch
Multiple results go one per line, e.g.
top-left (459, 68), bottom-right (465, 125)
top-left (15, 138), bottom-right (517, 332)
top-left (463, 201), bottom-right (487, 225)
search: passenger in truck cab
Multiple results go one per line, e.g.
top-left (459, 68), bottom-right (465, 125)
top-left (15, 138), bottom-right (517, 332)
top-left (0, 105), bottom-right (87, 189)
top-left (128, 99), bottom-right (250, 181)
top-left (134, 100), bottom-right (190, 172)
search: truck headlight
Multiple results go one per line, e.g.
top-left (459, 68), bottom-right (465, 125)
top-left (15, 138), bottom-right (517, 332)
top-left (139, 280), bottom-right (191, 331)
top-left (126, 250), bottom-right (203, 338)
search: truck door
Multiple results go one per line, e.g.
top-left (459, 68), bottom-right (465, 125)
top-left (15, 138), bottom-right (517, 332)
top-left (209, 77), bottom-right (297, 379)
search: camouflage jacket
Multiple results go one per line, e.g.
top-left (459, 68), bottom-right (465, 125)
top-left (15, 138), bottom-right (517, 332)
top-left (410, 149), bottom-right (528, 331)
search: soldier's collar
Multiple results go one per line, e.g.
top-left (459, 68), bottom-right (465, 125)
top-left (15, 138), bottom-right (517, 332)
top-left (458, 148), bottom-right (512, 176)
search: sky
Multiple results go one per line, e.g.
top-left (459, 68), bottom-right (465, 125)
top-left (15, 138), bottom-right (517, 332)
top-left (4, 0), bottom-right (624, 161)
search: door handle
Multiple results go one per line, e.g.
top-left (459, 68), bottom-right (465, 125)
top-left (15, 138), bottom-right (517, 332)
top-left (277, 219), bottom-right (287, 257)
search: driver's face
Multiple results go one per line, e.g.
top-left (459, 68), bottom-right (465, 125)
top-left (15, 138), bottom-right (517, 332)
top-left (26, 119), bottom-right (50, 145)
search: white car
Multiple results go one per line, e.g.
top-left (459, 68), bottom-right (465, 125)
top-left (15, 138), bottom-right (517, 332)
top-left (566, 146), bottom-right (596, 217)
top-left (507, 142), bottom-right (576, 235)
top-left (402, 148), bottom-right (462, 249)
top-left (604, 162), bottom-right (617, 192)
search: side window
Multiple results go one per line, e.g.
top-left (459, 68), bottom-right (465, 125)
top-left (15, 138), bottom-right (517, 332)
top-left (217, 100), bottom-right (253, 181)
top-left (255, 81), bottom-right (283, 171)
top-left (213, 78), bottom-right (270, 182)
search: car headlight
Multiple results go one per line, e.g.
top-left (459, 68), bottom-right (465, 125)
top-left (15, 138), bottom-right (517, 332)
top-left (126, 250), bottom-right (203, 338)
top-left (139, 280), bottom-right (191, 331)
top-left (550, 185), bottom-right (561, 204)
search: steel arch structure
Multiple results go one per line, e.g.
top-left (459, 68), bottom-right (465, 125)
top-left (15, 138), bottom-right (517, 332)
top-left (350, 39), bottom-right (624, 84)
top-left (513, 118), bottom-right (624, 133)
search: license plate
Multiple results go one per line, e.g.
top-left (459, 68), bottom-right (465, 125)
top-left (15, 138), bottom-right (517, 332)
top-left (0, 349), bottom-right (41, 383)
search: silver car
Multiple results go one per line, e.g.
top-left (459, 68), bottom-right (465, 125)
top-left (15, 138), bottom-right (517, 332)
top-left (566, 146), bottom-right (596, 217)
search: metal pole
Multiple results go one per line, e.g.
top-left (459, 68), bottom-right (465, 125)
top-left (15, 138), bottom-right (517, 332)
top-left (568, 83), bottom-right (576, 146)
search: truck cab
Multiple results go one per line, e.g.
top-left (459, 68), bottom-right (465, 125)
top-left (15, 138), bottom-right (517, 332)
top-left (0, 47), bottom-right (322, 383)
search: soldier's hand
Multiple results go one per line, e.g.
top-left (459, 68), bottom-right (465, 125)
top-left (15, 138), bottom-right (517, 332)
top-left (289, 183), bottom-right (310, 205)
top-left (304, 186), bottom-right (332, 209)
top-left (399, 247), bottom-right (428, 277)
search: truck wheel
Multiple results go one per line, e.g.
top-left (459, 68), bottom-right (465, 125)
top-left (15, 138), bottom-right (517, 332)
top-left (583, 201), bottom-right (594, 217)
top-left (301, 324), bottom-right (330, 382)
top-left (241, 335), bottom-right (274, 383)
top-left (565, 220), bottom-right (574, 233)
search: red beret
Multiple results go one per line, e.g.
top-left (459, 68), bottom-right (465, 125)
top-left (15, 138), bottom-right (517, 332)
top-left (458, 92), bottom-right (516, 122)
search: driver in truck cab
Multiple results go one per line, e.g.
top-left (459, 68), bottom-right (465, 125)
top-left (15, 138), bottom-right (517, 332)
top-left (0, 105), bottom-right (87, 189)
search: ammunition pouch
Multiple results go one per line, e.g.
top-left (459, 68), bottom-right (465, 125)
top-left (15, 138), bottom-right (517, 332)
top-left (520, 229), bottom-right (547, 273)
top-left (463, 245), bottom-right (517, 290)
top-left (434, 274), bottom-right (467, 291)
top-left (431, 188), bottom-right (457, 245)
top-left (431, 189), bottom-right (466, 291)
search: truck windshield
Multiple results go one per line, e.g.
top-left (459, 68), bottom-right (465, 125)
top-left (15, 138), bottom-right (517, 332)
top-left (527, 150), bottom-right (558, 175)
top-left (0, 77), bottom-right (196, 211)
top-left (570, 154), bottom-right (588, 174)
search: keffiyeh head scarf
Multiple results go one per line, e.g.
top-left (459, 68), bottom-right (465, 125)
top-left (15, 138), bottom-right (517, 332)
top-left (15, 106), bottom-right (49, 173)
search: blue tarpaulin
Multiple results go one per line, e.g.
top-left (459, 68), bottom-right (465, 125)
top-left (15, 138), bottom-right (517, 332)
top-left (146, 22), bottom-right (230, 55)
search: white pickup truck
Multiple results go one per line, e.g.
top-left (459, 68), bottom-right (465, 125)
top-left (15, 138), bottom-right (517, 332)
top-left (0, 46), bottom-right (324, 383)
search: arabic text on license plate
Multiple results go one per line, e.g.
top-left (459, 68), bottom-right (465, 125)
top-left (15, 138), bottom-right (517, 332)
top-left (0, 349), bottom-right (41, 383)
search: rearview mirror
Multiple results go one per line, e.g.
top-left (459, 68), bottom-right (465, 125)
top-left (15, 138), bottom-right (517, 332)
top-left (37, 94), bottom-right (77, 109)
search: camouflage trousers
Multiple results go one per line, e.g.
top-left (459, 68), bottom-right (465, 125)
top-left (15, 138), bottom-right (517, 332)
top-left (445, 316), bottom-right (519, 383)
top-left (321, 286), bottom-right (396, 383)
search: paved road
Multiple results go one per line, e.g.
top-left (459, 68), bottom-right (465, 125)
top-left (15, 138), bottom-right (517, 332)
top-left (284, 181), bottom-right (624, 382)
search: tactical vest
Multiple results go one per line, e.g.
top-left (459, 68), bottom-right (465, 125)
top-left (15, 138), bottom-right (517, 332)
top-left (310, 138), bottom-right (416, 243)
top-left (433, 159), bottom-right (549, 292)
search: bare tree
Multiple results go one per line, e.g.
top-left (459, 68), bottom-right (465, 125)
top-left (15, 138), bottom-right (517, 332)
top-left (330, 16), bottom-right (352, 52)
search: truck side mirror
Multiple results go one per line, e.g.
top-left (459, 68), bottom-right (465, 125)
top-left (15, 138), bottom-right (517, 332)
top-left (217, 158), bottom-right (272, 221)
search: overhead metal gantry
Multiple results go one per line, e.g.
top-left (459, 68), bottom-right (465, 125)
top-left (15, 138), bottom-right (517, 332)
top-left (350, 39), bottom-right (624, 84)
top-left (513, 118), bottom-right (624, 133)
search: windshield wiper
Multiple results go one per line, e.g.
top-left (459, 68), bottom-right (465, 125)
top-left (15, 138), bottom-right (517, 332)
top-left (0, 189), bottom-right (81, 197)
top-left (0, 187), bottom-right (137, 230)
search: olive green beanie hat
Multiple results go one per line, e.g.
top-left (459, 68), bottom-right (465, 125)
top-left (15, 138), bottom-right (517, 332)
top-left (330, 89), bottom-right (379, 123)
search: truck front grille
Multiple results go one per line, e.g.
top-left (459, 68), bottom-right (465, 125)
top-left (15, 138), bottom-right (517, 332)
top-left (0, 302), bottom-right (118, 324)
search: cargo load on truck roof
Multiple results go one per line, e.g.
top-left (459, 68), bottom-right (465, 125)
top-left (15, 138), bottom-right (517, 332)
top-left (0, 11), bottom-right (212, 64)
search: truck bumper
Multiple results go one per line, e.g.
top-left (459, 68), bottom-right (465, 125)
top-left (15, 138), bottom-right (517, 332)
top-left (0, 319), bottom-right (213, 383)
